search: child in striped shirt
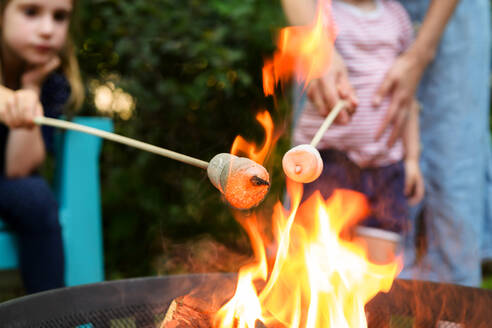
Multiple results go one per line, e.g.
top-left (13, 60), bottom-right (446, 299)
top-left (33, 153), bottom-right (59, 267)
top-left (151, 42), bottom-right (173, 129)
top-left (294, 0), bottom-right (424, 263)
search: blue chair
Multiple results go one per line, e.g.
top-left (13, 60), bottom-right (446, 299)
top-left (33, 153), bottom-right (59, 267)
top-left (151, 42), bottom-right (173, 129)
top-left (0, 117), bottom-right (113, 287)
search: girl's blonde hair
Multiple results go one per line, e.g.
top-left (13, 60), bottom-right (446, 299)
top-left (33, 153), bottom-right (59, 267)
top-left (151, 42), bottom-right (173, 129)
top-left (60, 36), bottom-right (85, 112)
top-left (0, 0), bottom-right (85, 112)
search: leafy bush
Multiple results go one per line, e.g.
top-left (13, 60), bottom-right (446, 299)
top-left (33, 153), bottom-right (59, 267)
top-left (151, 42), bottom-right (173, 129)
top-left (76, 0), bottom-right (288, 278)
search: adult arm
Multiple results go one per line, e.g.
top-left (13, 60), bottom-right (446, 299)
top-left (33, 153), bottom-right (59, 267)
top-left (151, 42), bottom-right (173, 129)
top-left (281, 0), bottom-right (358, 121)
top-left (281, 0), bottom-right (317, 26)
top-left (374, 0), bottom-right (461, 146)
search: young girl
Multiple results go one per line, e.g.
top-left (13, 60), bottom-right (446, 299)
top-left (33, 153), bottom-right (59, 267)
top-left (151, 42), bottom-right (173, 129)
top-left (291, 0), bottom-right (425, 264)
top-left (0, 0), bottom-right (84, 293)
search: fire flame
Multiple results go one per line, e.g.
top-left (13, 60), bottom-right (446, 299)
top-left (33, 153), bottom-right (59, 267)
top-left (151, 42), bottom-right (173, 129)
top-left (214, 177), bottom-right (400, 328)
top-left (214, 0), bottom-right (399, 326)
top-left (230, 110), bottom-right (274, 165)
top-left (262, 0), bottom-right (337, 96)
top-left (220, 105), bottom-right (399, 328)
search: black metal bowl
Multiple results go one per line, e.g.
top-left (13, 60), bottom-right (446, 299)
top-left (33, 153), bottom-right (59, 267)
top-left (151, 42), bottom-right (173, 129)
top-left (0, 273), bottom-right (491, 328)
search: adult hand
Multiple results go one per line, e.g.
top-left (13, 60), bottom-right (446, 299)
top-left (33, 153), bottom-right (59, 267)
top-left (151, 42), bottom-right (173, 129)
top-left (1, 89), bottom-right (43, 128)
top-left (21, 56), bottom-right (61, 94)
top-left (373, 50), bottom-right (426, 147)
top-left (306, 50), bottom-right (358, 124)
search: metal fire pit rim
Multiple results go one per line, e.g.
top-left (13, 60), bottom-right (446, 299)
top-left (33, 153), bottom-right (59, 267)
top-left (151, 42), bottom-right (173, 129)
top-left (367, 278), bottom-right (492, 327)
top-left (2, 273), bottom-right (492, 328)
top-left (0, 272), bottom-right (236, 326)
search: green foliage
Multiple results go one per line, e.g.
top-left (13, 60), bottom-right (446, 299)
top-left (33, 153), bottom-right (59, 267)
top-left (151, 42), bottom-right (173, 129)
top-left (482, 275), bottom-right (492, 289)
top-left (76, 0), bottom-right (288, 278)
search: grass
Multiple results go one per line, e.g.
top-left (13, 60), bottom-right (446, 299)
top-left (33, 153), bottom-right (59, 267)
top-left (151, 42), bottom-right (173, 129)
top-left (482, 274), bottom-right (492, 289)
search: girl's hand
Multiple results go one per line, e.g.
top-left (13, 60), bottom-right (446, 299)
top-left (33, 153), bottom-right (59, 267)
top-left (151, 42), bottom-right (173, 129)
top-left (373, 50), bottom-right (426, 147)
top-left (0, 56), bottom-right (58, 129)
top-left (404, 158), bottom-right (425, 206)
top-left (1, 89), bottom-right (43, 128)
top-left (21, 56), bottom-right (61, 94)
top-left (306, 50), bottom-right (358, 124)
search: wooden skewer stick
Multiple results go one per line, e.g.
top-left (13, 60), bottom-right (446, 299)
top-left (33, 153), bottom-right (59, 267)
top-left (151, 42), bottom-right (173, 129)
top-left (282, 100), bottom-right (348, 182)
top-left (34, 116), bottom-right (270, 210)
top-left (34, 116), bottom-right (209, 169)
top-left (309, 100), bottom-right (347, 148)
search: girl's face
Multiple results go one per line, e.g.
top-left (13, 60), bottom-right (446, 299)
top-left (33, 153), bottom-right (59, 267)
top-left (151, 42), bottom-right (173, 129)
top-left (2, 0), bottom-right (72, 66)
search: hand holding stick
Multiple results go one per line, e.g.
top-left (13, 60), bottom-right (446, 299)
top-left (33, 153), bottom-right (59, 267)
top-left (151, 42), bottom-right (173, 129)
top-left (34, 117), bottom-right (270, 210)
top-left (282, 100), bottom-right (346, 183)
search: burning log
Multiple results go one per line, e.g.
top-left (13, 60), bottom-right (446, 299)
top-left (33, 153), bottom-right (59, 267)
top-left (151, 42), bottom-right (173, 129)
top-left (161, 295), bottom-right (215, 328)
top-left (33, 117), bottom-right (270, 210)
top-left (282, 100), bottom-right (346, 183)
top-left (161, 294), bottom-right (282, 328)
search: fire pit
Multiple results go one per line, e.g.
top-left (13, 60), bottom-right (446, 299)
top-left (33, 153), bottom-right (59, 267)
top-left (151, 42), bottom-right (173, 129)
top-left (0, 273), bottom-right (491, 328)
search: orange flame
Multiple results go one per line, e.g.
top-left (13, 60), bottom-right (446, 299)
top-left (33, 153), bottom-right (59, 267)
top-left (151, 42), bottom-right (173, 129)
top-left (214, 181), bottom-right (400, 328)
top-left (214, 1), bottom-right (399, 326)
top-left (263, 0), bottom-right (337, 96)
top-left (230, 110), bottom-right (274, 165)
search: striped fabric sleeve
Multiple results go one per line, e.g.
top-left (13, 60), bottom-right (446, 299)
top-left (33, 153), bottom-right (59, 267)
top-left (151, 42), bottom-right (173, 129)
top-left (387, 0), bottom-right (414, 53)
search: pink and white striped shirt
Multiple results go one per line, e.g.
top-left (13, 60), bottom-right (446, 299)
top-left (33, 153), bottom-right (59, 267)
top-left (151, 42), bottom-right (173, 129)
top-left (293, 0), bottom-right (413, 167)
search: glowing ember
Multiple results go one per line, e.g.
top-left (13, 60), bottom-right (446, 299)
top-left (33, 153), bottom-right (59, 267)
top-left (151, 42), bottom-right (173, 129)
top-left (224, 162), bottom-right (269, 210)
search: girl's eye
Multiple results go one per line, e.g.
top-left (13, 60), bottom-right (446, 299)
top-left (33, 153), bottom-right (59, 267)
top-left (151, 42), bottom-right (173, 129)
top-left (23, 6), bottom-right (39, 17)
top-left (53, 10), bottom-right (70, 22)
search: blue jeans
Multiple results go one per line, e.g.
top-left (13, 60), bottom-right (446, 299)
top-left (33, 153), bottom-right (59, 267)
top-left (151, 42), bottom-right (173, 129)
top-left (398, 0), bottom-right (491, 287)
top-left (302, 149), bottom-right (407, 233)
top-left (0, 175), bottom-right (64, 293)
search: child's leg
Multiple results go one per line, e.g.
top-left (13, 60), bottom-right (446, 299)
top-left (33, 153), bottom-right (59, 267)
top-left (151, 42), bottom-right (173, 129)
top-left (0, 175), bottom-right (64, 293)
top-left (357, 161), bottom-right (407, 264)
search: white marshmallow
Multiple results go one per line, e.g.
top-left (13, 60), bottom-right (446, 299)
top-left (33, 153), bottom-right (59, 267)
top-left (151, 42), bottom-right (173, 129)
top-left (282, 144), bottom-right (323, 183)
